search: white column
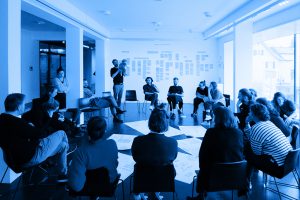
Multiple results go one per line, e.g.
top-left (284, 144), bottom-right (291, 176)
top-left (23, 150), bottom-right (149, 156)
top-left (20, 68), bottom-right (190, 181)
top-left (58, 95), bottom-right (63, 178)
top-left (0, 0), bottom-right (22, 183)
top-left (95, 39), bottom-right (106, 96)
top-left (66, 26), bottom-right (83, 107)
top-left (234, 20), bottom-right (253, 102)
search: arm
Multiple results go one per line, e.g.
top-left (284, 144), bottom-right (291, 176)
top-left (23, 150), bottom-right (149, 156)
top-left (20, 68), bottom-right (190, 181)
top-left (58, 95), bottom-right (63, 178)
top-left (111, 68), bottom-right (121, 78)
top-left (68, 150), bottom-right (87, 192)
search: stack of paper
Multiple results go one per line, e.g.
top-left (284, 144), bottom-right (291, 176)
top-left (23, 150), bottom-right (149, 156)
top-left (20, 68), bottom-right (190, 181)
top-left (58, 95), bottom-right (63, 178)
top-left (108, 134), bottom-right (137, 150)
top-left (179, 125), bottom-right (207, 138)
top-left (174, 152), bottom-right (199, 184)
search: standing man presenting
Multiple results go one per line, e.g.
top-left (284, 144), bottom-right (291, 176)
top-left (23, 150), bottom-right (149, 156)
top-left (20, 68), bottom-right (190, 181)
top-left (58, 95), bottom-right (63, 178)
top-left (110, 59), bottom-right (125, 107)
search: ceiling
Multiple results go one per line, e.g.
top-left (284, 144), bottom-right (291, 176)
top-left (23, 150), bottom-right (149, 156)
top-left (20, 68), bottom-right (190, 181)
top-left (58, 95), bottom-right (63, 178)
top-left (21, 0), bottom-right (300, 39)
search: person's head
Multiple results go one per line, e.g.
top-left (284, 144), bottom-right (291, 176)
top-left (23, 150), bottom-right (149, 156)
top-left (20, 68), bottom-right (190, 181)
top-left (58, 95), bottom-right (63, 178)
top-left (256, 97), bottom-right (277, 115)
top-left (249, 103), bottom-right (270, 122)
top-left (199, 80), bottom-right (206, 89)
top-left (47, 86), bottom-right (58, 98)
top-left (238, 88), bottom-right (252, 104)
top-left (272, 92), bottom-right (286, 107)
top-left (83, 79), bottom-right (89, 88)
top-left (121, 59), bottom-right (127, 64)
top-left (281, 99), bottom-right (296, 117)
top-left (56, 66), bottom-right (65, 78)
top-left (210, 81), bottom-right (218, 90)
top-left (112, 59), bottom-right (118, 67)
top-left (213, 106), bottom-right (237, 129)
top-left (145, 77), bottom-right (153, 85)
top-left (173, 77), bottom-right (179, 86)
top-left (4, 93), bottom-right (26, 114)
top-left (148, 104), bottom-right (169, 133)
top-left (87, 116), bottom-right (107, 142)
top-left (249, 88), bottom-right (257, 100)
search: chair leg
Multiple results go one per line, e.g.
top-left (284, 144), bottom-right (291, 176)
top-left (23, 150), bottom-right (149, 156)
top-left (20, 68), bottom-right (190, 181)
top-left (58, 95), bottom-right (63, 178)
top-left (273, 177), bottom-right (282, 200)
top-left (12, 174), bottom-right (23, 200)
top-left (292, 169), bottom-right (300, 186)
top-left (192, 177), bottom-right (195, 197)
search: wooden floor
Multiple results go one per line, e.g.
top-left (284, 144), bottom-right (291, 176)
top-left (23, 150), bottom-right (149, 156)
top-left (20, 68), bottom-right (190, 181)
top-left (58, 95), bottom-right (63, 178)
top-left (0, 103), bottom-right (299, 200)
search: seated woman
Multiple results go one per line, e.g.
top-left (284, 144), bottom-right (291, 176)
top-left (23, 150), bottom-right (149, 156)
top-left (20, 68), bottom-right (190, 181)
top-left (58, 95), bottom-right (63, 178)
top-left (191, 106), bottom-right (244, 199)
top-left (131, 104), bottom-right (178, 200)
top-left (271, 92), bottom-right (286, 115)
top-left (256, 98), bottom-right (290, 137)
top-left (235, 88), bottom-right (254, 130)
top-left (280, 99), bottom-right (299, 129)
top-left (68, 116), bottom-right (119, 192)
top-left (143, 77), bottom-right (159, 110)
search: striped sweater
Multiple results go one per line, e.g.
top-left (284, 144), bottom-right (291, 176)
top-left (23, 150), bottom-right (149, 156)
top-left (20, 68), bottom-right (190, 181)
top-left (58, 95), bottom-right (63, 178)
top-left (250, 121), bottom-right (292, 166)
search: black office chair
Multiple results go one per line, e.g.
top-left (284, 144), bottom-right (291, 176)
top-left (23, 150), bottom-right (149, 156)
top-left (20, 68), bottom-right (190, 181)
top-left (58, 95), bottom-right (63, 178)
top-left (130, 164), bottom-right (176, 199)
top-left (263, 148), bottom-right (300, 200)
top-left (192, 160), bottom-right (248, 199)
top-left (291, 126), bottom-right (299, 149)
top-left (124, 90), bottom-right (140, 112)
top-left (223, 94), bottom-right (230, 107)
top-left (69, 167), bottom-right (124, 200)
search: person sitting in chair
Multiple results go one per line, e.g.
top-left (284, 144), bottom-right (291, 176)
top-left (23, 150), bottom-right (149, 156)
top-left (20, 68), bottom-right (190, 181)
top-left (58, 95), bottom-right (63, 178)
top-left (167, 77), bottom-right (185, 119)
top-left (83, 79), bottom-right (125, 123)
top-left (0, 93), bottom-right (69, 182)
top-left (68, 116), bottom-right (119, 193)
top-left (191, 80), bottom-right (209, 117)
top-left (143, 77), bottom-right (159, 110)
top-left (131, 104), bottom-right (178, 200)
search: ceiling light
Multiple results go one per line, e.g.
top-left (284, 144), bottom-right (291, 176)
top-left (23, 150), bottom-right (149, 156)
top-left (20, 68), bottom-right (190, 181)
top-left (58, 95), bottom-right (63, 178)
top-left (203, 12), bottom-right (212, 18)
top-left (279, 0), bottom-right (289, 6)
top-left (99, 10), bottom-right (111, 15)
top-left (152, 21), bottom-right (162, 27)
top-left (36, 20), bottom-right (45, 25)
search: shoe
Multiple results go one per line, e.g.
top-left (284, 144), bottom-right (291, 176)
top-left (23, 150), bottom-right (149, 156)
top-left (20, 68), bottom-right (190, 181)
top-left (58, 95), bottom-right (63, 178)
top-left (191, 113), bottom-right (197, 117)
top-left (56, 174), bottom-right (68, 183)
top-left (180, 113), bottom-right (186, 118)
top-left (149, 105), bottom-right (154, 110)
top-left (204, 114), bottom-right (212, 121)
top-left (116, 108), bottom-right (126, 114)
top-left (170, 113), bottom-right (176, 119)
top-left (113, 117), bottom-right (123, 123)
top-left (178, 109), bottom-right (182, 114)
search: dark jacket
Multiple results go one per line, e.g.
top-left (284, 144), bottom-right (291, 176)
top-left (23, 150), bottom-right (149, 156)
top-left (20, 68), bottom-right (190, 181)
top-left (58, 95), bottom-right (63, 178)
top-left (131, 133), bottom-right (178, 166)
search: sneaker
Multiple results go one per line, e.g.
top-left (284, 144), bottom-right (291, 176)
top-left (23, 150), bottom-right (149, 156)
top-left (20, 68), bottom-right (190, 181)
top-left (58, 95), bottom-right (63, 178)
top-left (170, 113), bottom-right (176, 119)
top-left (180, 113), bottom-right (186, 118)
top-left (56, 174), bottom-right (68, 183)
top-left (113, 117), bottom-right (123, 123)
top-left (116, 108), bottom-right (126, 114)
top-left (204, 114), bottom-right (212, 121)
top-left (149, 105), bottom-right (154, 110)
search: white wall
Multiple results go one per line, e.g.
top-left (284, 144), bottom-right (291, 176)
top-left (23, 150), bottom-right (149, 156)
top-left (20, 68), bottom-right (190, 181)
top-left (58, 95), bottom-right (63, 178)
top-left (106, 39), bottom-right (219, 103)
top-left (21, 29), bottom-right (65, 102)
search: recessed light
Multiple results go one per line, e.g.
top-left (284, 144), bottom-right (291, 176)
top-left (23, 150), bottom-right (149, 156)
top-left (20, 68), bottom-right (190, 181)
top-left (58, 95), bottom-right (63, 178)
top-left (36, 20), bottom-right (45, 25)
top-left (203, 12), bottom-right (212, 18)
top-left (99, 10), bottom-right (111, 15)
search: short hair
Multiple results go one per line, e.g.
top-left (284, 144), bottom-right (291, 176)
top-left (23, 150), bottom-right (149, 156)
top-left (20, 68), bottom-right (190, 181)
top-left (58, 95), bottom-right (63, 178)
top-left (281, 99), bottom-right (296, 117)
top-left (121, 59), bottom-right (127, 63)
top-left (112, 59), bottom-right (118, 64)
top-left (199, 80), bottom-right (206, 85)
top-left (213, 106), bottom-right (237, 129)
top-left (145, 77), bottom-right (153, 83)
top-left (47, 86), bottom-right (57, 94)
top-left (4, 93), bottom-right (25, 112)
top-left (56, 66), bottom-right (64, 74)
top-left (256, 97), bottom-right (278, 116)
top-left (210, 81), bottom-right (217, 90)
top-left (249, 88), bottom-right (257, 98)
top-left (148, 104), bottom-right (169, 133)
top-left (239, 88), bottom-right (252, 100)
top-left (87, 116), bottom-right (107, 141)
top-left (42, 100), bottom-right (59, 112)
top-left (173, 77), bottom-right (178, 81)
top-left (250, 103), bottom-right (270, 121)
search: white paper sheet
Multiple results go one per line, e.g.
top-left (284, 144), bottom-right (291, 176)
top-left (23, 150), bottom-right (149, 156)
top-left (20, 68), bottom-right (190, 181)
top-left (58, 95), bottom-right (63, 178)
top-left (174, 152), bottom-right (199, 184)
top-left (125, 120), bottom-right (184, 137)
top-left (108, 134), bottom-right (137, 150)
top-left (117, 153), bottom-right (135, 182)
top-left (179, 125), bottom-right (207, 138)
top-left (177, 138), bottom-right (202, 157)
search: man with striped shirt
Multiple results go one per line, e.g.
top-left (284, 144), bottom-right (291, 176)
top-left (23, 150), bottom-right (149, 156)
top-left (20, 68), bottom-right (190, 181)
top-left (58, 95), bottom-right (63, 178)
top-left (245, 103), bottom-right (292, 177)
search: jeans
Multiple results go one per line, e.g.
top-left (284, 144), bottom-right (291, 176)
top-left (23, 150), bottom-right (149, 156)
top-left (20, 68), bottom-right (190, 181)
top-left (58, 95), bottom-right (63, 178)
top-left (113, 84), bottom-right (124, 107)
top-left (23, 130), bottom-right (69, 175)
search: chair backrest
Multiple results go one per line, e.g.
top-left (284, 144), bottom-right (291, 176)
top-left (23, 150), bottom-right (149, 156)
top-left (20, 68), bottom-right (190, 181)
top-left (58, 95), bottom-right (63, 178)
top-left (69, 167), bottom-right (120, 197)
top-left (197, 160), bottom-right (248, 192)
top-left (102, 91), bottom-right (112, 97)
top-left (223, 94), bottom-right (230, 107)
top-left (125, 90), bottom-right (138, 101)
top-left (291, 126), bottom-right (299, 149)
top-left (282, 148), bottom-right (300, 177)
top-left (133, 164), bottom-right (175, 193)
top-left (78, 98), bottom-right (91, 108)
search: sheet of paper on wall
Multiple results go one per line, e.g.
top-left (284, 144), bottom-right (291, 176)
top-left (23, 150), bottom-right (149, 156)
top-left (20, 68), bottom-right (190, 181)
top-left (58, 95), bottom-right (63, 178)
top-left (179, 125), bottom-right (207, 138)
top-left (108, 134), bottom-right (137, 150)
top-left (174, 152), bottom-right (199, 184)
top-left (177, 138), bottom-right (202, 157)
top-left (124, 120), bottom-right (149, 135)
top-left (117, 153), bottom-right (135, 182)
